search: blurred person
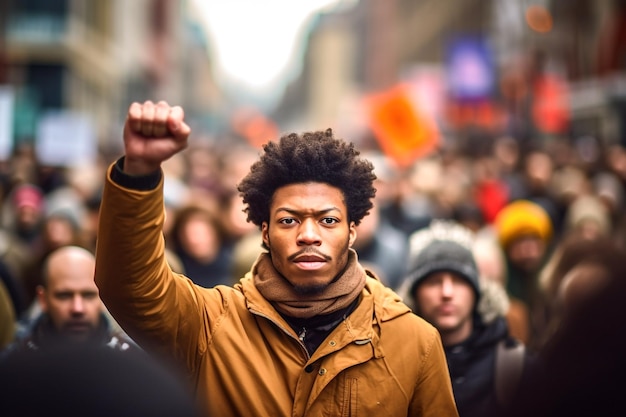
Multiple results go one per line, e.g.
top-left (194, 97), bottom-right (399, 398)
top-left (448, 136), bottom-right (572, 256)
top-left (503, 237), bottom-right (626, 417)
top-left (168, 204), bottom-right (232, 287)
top-left (603, 143), bottom-right (626, 246)
top-left (493, 200), bottom-right (553, 301)
top-left (548, 164), bottom-right (592, 233)
top-left (0, 226), bottom-right (34, 318)
top-left (94, 100), bottom-right (459, 417)
top-left (352, 151), bottom-right (408, 291)
top-left (217, 141), bottom-right (261, 194)
top-left (470, 156), bottom-right (509, 224)
top-left (562, 194), bottom-right (611, 240)
top-left (217, 189), bottom-right (261, 261)
top-left (472, 232), bottom-right (530, 345)
top-left (492, 136), bottom-right (520, 177)
top-left (605, 143), bottom-right (626, 186)
top-left (398, 220), bottom-right (530, 417)
top-left (353, 198), bottom-right (408, 291)
top-left (6, 143), bottom-right (38, 186)
top-left (0, 345), bottom-right (201, 417)
top-left (230, 226), bottom-right (265, 284)
top-left (493, 199), bottom-right (553, 348)
top-left (3, 183), bottom-right (46, 249)
top-left (535, 234), bottom-right (620, 349)
top-left (162, 151), bottom-right (192, 237)
top-left (0, 280), bottom-right (16, 350)
top-left (506, 150), bottom-right (562, 233)
top-left (592, 170), bottom-right (626, 242)
top-left (0, 255), bottom-right (28, 322)
top-left (382, 157), bottom-right (439, 236)
top-left (570, 135), bottom-right (606, 177)
top-left (434, 153), bottom-right (475, 220)
top-left (185, 142), bottom-right (223, 197)
top-left (452, 201), bottom-right (487, 234)
top-left (1, 245), bottom-right (136, 357)
top-left (509, 150), bottom-right (555, 202)
top-left (20, 210), bottom-right (89, 314)
top-left (214, 145), bottom-right (266, 280)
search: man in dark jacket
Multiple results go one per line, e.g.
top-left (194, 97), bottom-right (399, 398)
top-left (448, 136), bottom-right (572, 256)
top-left (1, 245), bottom-right (135, 357)
top-left (399, 220), bottom-right (529, 417)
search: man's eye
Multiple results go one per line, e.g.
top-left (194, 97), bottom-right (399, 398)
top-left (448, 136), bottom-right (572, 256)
top-left (321, 217), bottom-right (338, 225)
top-left (55, 293), bottom-right (72, 300)
top-left (279, 218), bottom-right (297, 225)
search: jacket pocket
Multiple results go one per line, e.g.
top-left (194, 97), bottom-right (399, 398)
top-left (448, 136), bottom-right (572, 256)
top-left (341, 377), bottom-right (358, 417)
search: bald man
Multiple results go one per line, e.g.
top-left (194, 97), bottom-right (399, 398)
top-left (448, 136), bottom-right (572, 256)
top-left (1, 246), bottom-right (135, 354)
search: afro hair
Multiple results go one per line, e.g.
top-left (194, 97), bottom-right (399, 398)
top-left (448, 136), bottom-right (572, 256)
top-left (237, 128), bottom-right (376, 228)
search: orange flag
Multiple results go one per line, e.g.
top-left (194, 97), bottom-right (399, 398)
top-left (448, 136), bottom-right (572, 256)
top-left (365, 84), bottom-right (440, 168)
top-left (231, 107), bottom-right (279, 149)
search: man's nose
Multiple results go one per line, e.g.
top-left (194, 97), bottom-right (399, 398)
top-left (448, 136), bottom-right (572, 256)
top-left (441, 276), bottom-right (455, 297)
top-left (71, 295), bottom-right (85, 313)
top-left (297, 219), bottom-right (322, 245)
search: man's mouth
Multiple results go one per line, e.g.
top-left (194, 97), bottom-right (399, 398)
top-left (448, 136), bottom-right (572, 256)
top-left (64, 322), bottom-right (92, 333)
top-left (293, 255), bottom-right (327, 270)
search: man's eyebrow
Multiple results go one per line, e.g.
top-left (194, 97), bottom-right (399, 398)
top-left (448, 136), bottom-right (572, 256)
top-left (274, 207), bottom-right (341, 216)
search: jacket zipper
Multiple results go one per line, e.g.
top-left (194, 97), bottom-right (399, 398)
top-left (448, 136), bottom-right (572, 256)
top-left (249, 308), bottom-right (310, 360)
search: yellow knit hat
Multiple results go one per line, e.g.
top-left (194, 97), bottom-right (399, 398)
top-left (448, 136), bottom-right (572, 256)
top-left (494, 200), bottom-right (553, 248)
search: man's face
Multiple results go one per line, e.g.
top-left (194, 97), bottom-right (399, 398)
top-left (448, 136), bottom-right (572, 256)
top-left (38, 258), bottom-right (103, 342)
top-left (262, 182), bottom-right (356, 294)
top-left (414, 271), bottom-right (475, 345)
top-left (506, 234), bottom-right (546, 272)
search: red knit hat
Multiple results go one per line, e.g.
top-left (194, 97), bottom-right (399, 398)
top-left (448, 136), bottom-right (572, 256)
top-left (12, 184), bottom-right (44, 211)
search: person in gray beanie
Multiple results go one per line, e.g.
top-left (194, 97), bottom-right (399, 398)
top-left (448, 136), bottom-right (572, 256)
top-left (397, 220), bottom-right (530, 417)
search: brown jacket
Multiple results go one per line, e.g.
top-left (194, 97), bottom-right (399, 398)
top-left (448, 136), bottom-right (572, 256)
top-left (95, 163), bottom-right (459, 417)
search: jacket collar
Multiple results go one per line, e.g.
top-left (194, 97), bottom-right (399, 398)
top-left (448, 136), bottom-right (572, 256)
top-left (239, 268), bottom-right (411, 360)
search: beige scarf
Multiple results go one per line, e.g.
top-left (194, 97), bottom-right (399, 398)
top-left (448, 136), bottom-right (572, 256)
top-left (253, 249), bottom-right (366, 319)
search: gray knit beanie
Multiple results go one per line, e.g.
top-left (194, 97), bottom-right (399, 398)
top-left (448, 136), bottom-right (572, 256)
top-left (406, 220), bottom-right (481, 304)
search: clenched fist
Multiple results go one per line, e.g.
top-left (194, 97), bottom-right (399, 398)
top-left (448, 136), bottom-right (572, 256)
top-left (123, 100), bottom-right (191, 175)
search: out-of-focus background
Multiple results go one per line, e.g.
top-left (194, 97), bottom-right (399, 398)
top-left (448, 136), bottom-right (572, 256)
top-left (2, 0), bottom-right (626, 359)
top-left (2, 0), bottom-right (624, 157)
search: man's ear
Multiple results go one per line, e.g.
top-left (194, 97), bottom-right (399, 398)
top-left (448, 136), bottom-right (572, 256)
top-left (262, 222), bottom-right (269, 247)
top-left (348, 221), bottom-right (357, 247)
top-left (36, 285), bottom-right (48, 313)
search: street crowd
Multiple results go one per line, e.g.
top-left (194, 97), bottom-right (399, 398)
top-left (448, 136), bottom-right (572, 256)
top-left (0, 100), bottom-right (625, 416)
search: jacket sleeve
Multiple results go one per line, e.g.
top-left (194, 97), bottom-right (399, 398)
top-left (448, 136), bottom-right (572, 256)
top-left (411, 328), bottom-right (460, 417)
top-left (94, 161), bottom-right (223, 373)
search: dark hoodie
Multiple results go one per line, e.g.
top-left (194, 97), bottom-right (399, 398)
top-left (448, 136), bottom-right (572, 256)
top-left (446, 316), bottom-right (513, 417)
top-left (398, 276), bottom-right (530, 417)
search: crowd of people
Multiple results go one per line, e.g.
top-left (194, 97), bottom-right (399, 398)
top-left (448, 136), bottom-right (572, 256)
top-left (0, 99), bottom-right (624, 416)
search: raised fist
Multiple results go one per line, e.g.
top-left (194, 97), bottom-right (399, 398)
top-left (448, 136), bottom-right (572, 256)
top-left (122, 100), bottom-right (191, 175)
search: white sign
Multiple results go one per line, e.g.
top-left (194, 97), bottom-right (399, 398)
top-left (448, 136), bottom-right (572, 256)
top-left (36, 110), bottom-right (97, 167)
top-left (0, 86), bottom-right (14, 161)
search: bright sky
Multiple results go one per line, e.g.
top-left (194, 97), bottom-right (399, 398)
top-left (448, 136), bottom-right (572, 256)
top-left (190, 0), bottom-right (353, 99)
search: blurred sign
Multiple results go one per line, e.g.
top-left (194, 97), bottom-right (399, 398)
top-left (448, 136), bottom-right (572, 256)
top-left (0, 86), bottom-right (14, 160)
top-left (13, 87), bottom-right (40, 144)
top-left (365, 84), bottom-right (440, 168)
top-left (446, 36), bottom-right (495, 101)
top-left (231, 106), bottom-right (279, 148)
top-left (36, 111), bottom-right (97, 167)
top-left (532, 73), bottom-right (570, 134)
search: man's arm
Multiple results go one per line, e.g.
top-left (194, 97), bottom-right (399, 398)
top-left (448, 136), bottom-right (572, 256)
top-left (94, 101), bottom-right (212, 362)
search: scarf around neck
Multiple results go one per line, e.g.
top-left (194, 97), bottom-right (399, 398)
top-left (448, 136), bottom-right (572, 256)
top-left (253, 249), bottom-right (366, 319)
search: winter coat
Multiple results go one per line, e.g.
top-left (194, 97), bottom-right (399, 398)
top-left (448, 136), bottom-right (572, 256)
top-left (94, 162), bottom-right (460, 417)
top-left (445, 316), bottom-right (514, 417)
top-left (0, 312), bottom-right (135, 359)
